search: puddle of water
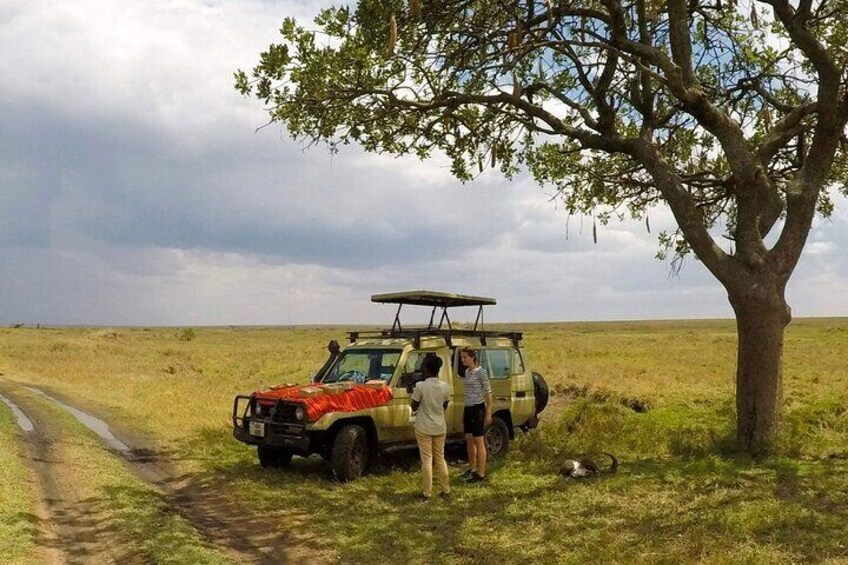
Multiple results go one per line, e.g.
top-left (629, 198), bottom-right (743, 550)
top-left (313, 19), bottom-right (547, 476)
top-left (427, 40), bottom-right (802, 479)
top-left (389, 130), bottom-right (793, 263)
top-left (0, 394), bottom-right (35, 432)
top-left (22, 386), bottom-right (131, 453)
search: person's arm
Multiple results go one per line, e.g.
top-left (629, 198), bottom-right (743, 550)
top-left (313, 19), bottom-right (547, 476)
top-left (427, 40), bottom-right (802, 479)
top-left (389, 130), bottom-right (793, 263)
top-left (411, 383), bottom-right (422, 413)
top-left (482, 369), bottom-right (493, 426)
top-left (484, 393), bottom-right (493, 425)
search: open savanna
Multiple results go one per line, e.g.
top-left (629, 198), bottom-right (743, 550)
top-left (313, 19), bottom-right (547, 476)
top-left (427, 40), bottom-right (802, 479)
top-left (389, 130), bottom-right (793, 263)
top-left (1, 319), bottom-right (847, 564)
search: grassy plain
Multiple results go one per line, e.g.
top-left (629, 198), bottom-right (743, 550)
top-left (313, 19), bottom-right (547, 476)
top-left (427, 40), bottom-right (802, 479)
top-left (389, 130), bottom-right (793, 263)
top-left (0, 319), bottom-right (847, 563)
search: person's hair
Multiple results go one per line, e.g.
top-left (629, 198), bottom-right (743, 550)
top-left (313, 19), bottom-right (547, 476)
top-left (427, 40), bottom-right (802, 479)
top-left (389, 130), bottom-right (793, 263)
top-left (422, 354), bottom-right (443, 376)
top-left (459, 347), bottom-right (477, 362)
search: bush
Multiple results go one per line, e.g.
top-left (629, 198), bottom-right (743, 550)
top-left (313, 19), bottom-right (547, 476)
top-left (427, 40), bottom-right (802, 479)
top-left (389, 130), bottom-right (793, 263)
top-left (515, 397), bottom-right (634, 464)
top-left (176, 328), bottom-right (197, 342)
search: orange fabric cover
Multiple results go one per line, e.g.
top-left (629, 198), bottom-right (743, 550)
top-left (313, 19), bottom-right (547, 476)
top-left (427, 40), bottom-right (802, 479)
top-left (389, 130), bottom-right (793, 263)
top-left (254, 384), bottom-right (393, 422)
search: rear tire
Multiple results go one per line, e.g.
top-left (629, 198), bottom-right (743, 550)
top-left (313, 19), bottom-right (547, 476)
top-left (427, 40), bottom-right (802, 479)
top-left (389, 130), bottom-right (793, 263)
top-left (258, 446), bottom-right (293, 468)
top-left (484, 416), bottom-right (510, 457)
top-left (331, 425), bottom-right (368, 482)
top-left (533, 372), bottom-right (549, 414)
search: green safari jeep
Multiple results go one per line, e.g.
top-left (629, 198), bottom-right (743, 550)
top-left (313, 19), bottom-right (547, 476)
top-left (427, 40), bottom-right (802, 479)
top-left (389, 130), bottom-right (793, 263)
top-left (232, 291), bottom-right (549, 481)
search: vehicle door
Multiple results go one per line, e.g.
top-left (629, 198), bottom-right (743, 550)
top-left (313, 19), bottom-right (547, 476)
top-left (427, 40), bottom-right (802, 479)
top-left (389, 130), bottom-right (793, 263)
top-left (480, 348), bottom-right (512, 413)
top-left (390, 349), bottom-right (451, 443)
top-left (510, 347), bottom-right (534, 424)
top-left (449, 348), bottom-right (466, 436)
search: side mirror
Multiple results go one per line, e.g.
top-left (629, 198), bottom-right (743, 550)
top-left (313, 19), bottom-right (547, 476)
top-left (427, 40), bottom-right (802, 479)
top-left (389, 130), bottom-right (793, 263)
top-left (312, 339), bottom-right (341, 384)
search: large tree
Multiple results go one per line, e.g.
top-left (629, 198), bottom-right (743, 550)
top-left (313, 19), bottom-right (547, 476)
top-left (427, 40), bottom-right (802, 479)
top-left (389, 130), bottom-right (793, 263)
top-left (237, 0), bottom-right (848, 450)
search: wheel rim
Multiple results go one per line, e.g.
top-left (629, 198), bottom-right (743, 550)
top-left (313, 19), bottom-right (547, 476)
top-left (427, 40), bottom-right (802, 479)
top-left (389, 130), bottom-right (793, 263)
top-left (486, 426), bottom-right (504, 454)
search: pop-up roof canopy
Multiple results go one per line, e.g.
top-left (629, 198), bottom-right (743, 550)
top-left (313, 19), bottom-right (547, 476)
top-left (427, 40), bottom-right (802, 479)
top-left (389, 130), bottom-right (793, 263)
top-left (351, 290), bottom-right (519, 347)
top-left (371, 290), bottom-right (496, 308)
top-left (371, 290), bottom-right (496, 335)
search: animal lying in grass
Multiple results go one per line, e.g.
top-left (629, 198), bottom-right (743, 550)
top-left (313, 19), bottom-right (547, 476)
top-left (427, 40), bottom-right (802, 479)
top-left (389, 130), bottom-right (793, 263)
top-left (559, 453), bottom-right (618, 478)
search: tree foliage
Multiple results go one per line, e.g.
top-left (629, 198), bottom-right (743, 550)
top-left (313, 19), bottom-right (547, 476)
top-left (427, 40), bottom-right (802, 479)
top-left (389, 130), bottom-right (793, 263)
top-left (237, 0), bottom-right (848, 276)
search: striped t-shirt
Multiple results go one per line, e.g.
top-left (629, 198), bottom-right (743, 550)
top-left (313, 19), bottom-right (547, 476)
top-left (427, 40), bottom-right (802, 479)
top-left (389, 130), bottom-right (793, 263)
top-left (462, 366), bottom-right (492, 406)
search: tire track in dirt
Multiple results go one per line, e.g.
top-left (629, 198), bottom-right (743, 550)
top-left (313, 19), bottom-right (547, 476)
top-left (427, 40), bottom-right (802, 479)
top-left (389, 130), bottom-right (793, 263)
top-left (0, 386), bottom-right (145, 565)
top-left (0, 393), bottom-right (35, 432)
top-left (6, 382), bottom-right (322, 564)
top-left (0, 393), bottom-right (63, 565)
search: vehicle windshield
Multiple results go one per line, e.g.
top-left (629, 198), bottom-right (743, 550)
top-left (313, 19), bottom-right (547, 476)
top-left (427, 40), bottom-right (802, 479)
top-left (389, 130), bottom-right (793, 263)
top-left (320, 349), bottom-right (402, 384)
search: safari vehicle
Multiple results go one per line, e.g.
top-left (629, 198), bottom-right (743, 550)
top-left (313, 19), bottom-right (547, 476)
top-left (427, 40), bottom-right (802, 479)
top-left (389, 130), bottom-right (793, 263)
top-left (232, 291), bottom-right (549, 481)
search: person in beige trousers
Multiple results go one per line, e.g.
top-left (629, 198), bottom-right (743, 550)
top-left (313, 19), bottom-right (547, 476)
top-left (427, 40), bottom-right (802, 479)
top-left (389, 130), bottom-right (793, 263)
top-left (410, 355), bottom-right (451, 501)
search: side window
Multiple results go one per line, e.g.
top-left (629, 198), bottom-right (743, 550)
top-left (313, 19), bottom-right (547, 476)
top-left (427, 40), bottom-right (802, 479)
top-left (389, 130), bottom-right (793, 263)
top-left (512, 348), bottom-right (525, 375)
top-left (397, 351), bottom-right (438, 389)
top-left (482, 349), bottom-right (511, 379)
top-left (404, 351), bottom-right (431, 374)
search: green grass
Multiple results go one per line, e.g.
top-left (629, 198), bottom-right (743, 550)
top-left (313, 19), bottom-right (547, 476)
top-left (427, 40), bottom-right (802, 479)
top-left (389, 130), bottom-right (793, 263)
top-left (0, 319), bottom-right (847, 562)
top-left (0, 402), bottom-right (39, 565)
top-left (182, 425), bottom-right (848, 564)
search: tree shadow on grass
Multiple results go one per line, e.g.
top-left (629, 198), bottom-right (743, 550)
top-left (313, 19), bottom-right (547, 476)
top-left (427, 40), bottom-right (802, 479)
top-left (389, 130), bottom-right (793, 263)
top-left (0, 511), bottom-right (54, 561)
top-left (97, 483), bottom-right (233, 564)
top-left (620, 456), bottom-right (848, 561)
top-left (165, 425), bottom-right (848, 564)
top-left (34, 493), bottom-right (149, 565)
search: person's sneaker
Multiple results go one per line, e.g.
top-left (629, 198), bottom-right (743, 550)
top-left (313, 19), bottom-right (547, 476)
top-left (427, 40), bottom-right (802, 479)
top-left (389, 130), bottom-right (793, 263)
top-left (438, 491), bottom-right (452, 501)
top-left (461, 469), bottom-right (475, 480)
top-left (465, 472), bottom-right (485, 484)
top-left (417, 493), bottom-right (431, 502)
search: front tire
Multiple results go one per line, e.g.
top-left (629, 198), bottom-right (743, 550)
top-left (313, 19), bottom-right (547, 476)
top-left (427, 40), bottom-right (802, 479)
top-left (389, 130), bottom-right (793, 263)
top-left (331, 425), bottom-right (368, 482)
top-left (484, 416), bottom-right (510, 457)
top-left (258, 446), bottom-right (293, 468)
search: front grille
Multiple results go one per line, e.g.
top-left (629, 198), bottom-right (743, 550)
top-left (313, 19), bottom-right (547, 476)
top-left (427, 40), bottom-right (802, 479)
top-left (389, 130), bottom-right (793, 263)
top-left (255, 400), bottom-right (300, 423)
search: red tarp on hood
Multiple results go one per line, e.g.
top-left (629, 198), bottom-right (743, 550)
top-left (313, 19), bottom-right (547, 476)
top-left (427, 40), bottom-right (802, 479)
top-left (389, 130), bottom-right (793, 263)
top-left (254, 384), bottom-right (393, 422)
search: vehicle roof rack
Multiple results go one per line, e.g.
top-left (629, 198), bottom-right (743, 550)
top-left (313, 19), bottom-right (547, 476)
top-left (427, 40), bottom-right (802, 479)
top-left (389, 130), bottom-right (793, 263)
top-left (347, 328), bottom-right (523, 349)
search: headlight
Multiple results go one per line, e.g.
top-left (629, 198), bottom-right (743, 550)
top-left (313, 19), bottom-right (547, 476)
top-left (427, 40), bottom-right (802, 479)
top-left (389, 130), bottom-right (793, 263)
top-left (295, 406), bottom-right (305, 421)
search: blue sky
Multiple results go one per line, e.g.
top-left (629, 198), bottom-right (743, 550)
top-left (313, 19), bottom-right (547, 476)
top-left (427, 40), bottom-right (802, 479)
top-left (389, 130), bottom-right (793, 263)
top-left (1, 0), bottom-right (846, 326)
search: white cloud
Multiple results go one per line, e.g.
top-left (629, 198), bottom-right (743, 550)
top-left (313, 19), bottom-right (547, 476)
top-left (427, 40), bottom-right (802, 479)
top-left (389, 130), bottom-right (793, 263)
top-left (806, 241), bottom-right (834, 255)
top-left (0, 0), bottom-right (327, 149)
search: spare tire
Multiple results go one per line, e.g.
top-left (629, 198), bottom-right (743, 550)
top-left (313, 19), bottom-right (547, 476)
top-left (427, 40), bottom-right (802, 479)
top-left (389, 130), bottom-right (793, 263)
top-left (532, 372), bottom-right (549, 414)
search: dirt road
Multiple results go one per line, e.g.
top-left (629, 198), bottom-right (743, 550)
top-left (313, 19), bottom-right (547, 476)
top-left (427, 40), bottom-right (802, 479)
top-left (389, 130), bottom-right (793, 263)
top-left (0, 386), bottom-right (141, 564)
top-left (0, 381), bottom-right (321, 564)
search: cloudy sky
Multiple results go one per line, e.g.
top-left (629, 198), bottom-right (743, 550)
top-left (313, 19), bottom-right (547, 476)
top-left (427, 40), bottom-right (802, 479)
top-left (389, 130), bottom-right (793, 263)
top-left (1, 0), bottom-right (846, 326)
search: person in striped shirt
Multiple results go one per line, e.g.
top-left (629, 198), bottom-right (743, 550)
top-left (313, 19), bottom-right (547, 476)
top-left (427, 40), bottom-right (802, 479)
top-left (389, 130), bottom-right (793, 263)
top-left (458, 347), bottom-right (492, 483)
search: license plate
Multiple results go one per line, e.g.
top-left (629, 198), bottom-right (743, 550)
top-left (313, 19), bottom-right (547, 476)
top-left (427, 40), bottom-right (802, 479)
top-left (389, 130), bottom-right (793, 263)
top-left (249, 421), bottom-right (265, 437)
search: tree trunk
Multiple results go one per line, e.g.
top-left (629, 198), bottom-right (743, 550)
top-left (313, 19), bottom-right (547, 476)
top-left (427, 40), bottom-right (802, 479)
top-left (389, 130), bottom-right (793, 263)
top-left (729, 288), bottom-right (791, 452)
